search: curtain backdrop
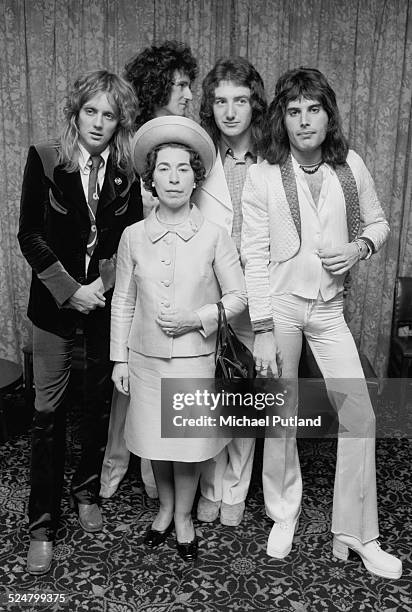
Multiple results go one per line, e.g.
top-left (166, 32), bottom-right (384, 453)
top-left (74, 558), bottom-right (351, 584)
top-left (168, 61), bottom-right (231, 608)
top-left (1, 0), bottom-right (411, 376)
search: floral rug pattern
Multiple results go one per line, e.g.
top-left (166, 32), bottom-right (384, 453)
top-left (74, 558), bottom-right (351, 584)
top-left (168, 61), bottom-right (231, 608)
top-left (0, 423), bottom-right (411, 612)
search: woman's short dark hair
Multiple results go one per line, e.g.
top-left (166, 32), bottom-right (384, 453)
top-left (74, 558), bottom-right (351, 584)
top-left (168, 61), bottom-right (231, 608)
top-left (260, 67), bottom-right (348, 166)
top-left (124, 41), bottom-right (198, 129)
top-left (199, 57), bottom-right (267, 154)
top-left (141, 143), bottom-right (206, 197)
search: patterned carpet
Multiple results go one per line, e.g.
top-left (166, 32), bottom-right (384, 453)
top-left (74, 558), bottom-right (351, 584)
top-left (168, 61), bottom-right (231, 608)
top-left (0, 389), bottom-right (411, 612)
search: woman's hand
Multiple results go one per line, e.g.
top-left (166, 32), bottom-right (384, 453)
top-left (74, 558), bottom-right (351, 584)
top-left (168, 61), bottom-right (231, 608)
top-left (254, 331), bottom-right (283, 377)
top-left (112, 362), bottom-right (129, 395)
top-left (156, 308), bottom-right (201, 337)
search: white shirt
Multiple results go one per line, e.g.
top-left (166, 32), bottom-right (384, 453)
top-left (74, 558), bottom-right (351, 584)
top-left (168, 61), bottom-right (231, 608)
top-left (269, 155), bottom-right (349, 301)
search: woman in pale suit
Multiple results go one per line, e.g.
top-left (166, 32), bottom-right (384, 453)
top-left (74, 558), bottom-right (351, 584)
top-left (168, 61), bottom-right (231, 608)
top-left (110, 116), bottom-right (246, 561)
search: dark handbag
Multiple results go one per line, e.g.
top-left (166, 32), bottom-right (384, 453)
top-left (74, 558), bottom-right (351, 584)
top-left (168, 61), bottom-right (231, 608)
top-left (215, 301), bottom-right (256, 382)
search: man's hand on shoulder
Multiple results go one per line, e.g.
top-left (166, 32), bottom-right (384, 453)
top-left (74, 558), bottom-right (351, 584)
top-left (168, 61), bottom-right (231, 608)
top-left (318, 242), bottom-right (361, 275)
top-left (66, 280), bottom-right (106, 313)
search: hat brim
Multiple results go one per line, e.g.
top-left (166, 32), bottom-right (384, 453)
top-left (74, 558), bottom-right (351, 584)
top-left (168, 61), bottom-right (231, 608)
top-left (132, 116), bottom-right (216, 177)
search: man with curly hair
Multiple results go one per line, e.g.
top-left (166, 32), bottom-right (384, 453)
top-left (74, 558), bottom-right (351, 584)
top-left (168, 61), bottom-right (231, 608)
top-left (193, 57), bottom-right (267, 527)
top-left (18, 70), bottom-right (142, 574)
top-left (100, 41), bottom-right (198, 500)
top-left (125, 39), bottom-right (198, 130)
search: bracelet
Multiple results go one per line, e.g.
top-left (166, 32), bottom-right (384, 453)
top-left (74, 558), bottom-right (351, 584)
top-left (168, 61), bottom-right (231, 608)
top-left (353, 239), bottom-right (364, 260)
top-left (358, 237), bottom-right (373, 260)
top-left (353, 238), bottom-right (370, 261)
top-left (252, 318), bottom-right (274, 334)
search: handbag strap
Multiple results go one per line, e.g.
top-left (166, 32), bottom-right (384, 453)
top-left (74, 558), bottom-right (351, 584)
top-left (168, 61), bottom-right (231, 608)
top-left (215, 301), bottom-right (224, 359)
top-left (215, 301), bottom-right (236, 361)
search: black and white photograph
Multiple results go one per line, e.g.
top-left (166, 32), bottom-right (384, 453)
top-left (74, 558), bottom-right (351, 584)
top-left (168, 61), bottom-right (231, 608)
top-left (0, 1), bottom-right (411, 610)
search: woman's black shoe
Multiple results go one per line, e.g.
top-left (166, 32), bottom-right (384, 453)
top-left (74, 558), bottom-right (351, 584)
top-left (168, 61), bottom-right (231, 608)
top-left (176, 536), bottom-right (198, 561)
top-left (144, 520), bottom-right (174, 547)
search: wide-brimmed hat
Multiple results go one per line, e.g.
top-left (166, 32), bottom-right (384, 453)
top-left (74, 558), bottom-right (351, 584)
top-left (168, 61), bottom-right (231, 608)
top-left (132, 116), bottom-right (216, 177)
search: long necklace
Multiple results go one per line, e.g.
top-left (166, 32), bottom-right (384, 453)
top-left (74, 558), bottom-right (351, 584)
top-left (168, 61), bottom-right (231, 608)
top-left (299, 160), bottom-right (324, 174)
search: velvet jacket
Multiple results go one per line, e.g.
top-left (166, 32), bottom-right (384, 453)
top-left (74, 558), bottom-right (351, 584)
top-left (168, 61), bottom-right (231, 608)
top-left (18, 142), bottom-right (143, 338)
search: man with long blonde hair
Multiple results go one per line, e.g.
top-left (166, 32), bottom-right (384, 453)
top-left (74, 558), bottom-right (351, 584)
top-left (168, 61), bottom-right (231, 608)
top-left (18, 70), bottom-right (143, 575)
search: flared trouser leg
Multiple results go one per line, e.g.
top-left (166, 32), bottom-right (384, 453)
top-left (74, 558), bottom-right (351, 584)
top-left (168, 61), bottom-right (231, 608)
top-left (199, 308), bottom-right (256, 505)
top-left (263, 293), bottom-right (378, 541)
top-left (100, 388), bottom-right (130, 493)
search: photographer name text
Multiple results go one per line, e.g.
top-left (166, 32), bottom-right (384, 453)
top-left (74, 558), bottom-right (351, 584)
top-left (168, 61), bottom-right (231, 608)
top-left (172, 415), bottom-right (322, 427)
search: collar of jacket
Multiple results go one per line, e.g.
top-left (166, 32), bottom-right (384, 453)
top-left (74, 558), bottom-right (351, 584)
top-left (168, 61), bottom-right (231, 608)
top-left (279, 152), bottom-right (360, 242)
top-left (144, 203), bottom-right (204, 243)
top-left (34, 141), bottom-right (132, 203)
top-left (198, 151), bottom-right (263, 213)
top-left (100, 158), bottom-right (131, 207)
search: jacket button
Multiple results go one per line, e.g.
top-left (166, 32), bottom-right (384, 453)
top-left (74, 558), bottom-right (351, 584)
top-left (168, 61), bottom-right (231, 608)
top-left (162, 280), bottom-right (171, 287)
top-left (163, 259), bottom-right (171, 265)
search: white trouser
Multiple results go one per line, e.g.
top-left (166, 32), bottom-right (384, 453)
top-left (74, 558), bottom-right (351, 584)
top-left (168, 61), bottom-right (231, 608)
top-left (100, 389), bottom-right (156, 494)
top-left (263, 293), bottom-right (378, 543)
top-left (200, 309), bottom-right (256, 505)
top-left (200, 438), bottom-right (256, 504)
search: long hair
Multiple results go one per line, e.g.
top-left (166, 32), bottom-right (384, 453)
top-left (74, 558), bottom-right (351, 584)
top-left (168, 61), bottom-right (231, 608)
top-left (59, 70), bottom-right (138, 180)
top-left (199, 57), bottom-right (267, 154)
top-left (260, 67), bottom-right (348, 166)
top-left (124, 41), bottom-right (198, 129)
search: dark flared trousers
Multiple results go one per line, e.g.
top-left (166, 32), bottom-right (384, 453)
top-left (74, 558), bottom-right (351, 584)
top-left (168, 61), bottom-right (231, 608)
top-left (29, 307), bottom-right (112, 541)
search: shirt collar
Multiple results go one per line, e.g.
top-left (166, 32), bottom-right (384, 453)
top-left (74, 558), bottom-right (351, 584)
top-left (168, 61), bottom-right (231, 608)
top-left (145, 204), bottom-right (204, 243)
top-left (78, 143), bottom-right (110, 173)
top-left (219, 138), bottom-right (256, 163)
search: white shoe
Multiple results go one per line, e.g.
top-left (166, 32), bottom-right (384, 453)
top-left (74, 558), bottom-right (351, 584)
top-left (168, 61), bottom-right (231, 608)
top-left (333, 535), bottom-right (402, 580)
top-left (145, 485), bottom-right (159, 499)
top-left (220, 501), bottom-right (245, 526)
top-left (99, 484), bottom-right (119, 499)
top-left (266, 516), bottom-right (299, 559)
top-left (197, 496), bottom-right (220, 522)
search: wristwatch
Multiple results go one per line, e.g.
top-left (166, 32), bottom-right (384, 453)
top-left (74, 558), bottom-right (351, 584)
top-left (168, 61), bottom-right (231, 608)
top-left (353, 238), bottom-right (373, 260)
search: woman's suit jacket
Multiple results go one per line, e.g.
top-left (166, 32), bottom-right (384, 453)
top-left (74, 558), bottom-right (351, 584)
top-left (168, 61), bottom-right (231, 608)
top-left (18, 142), bottom-right (143, 338)
top-left (110, 205), bottom-right (247, 361)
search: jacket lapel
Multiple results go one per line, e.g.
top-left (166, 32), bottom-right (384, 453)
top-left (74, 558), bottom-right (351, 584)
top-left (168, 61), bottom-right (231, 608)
top-left (54, 166), bottom-right (89, 220)
top-left (199, 153), bottom-right (232, 211)
top-left (334, 162), bottom-right (360, 241)
top-left (99, 157), bottom-right (130, 210)
top-left (280, 154), bottom-right (301, 241)
top-left (280, 154), bottom-right (360, 244)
